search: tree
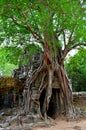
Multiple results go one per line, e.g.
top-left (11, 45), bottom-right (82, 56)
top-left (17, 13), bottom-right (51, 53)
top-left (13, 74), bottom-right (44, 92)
top-left (0, 0), bottom-right (86, 119)
top-left (65, 47), bottom-right (86, 92)
top-left (0, 46), bottom-right (19, 76)
top-left (0, 44), bottom-right (41, 76)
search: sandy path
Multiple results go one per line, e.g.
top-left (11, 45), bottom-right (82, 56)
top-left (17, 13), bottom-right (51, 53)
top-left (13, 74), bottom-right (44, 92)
top-left (35, 119), bottom-right (86, 130)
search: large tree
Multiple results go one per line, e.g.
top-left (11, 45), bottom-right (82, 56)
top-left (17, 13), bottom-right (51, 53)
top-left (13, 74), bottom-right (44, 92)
top-left (0, 0), bottom-right (86, 119)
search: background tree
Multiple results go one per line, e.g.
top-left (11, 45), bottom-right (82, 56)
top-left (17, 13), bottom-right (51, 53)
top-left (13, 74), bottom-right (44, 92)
top-left (65, 47), bottom-right (86, 92)
top-left (0, 47), bottom-right (19, 76)
top-left (0, 0), bottom-right (86, 118)
top-left (0, 44), bottom-right (41, 76)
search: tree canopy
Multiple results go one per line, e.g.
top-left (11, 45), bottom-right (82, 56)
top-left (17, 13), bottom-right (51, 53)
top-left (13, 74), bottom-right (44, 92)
top-left (0, 0), bottom-right (86, 61)
top-left (0, 0), bottom-right (86, 79)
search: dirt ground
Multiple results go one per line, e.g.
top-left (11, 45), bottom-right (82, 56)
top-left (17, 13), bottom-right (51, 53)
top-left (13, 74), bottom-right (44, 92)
top-left (35, 119), bottom-right (86, 130)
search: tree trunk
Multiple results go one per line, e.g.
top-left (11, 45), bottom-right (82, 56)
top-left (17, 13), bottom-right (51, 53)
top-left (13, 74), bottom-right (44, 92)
top-left (23, 48), bottom-right (73, 119)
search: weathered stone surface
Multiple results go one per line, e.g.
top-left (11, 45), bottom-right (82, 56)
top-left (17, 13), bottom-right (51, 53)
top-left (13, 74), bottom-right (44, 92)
top-left (0, 77), bottom-right (25, 108)
top-left (73, 92), bottom-right (86, 105)
top-left (0, 77), bottom-right (24, 93)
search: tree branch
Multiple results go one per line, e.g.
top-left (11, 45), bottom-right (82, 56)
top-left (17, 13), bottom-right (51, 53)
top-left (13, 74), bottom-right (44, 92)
top-left (67, 28), bottom-right (75, 44)
top-left (16, 5), bottom-right (45, 47)
top-left (55, 28), bottom-right (64, 38)
top-left (67, 22), bottom-right (78, 47)
top-left (63, 30), bottom-right (66, 47)
top-left (60, 43), bottom-right (86, 64)
top-left (11, 16), bottom-right (25, 28)
top-left (68, 43), bottom-right (86, 51)
top-left (60, 26), bottom-right (76, 64)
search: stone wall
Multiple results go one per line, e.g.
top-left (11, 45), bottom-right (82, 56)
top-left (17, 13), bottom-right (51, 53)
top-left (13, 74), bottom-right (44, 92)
top-left (73, 92), bottom-right (86, 105)
top-left (0, 77), bottom-right (25, 108)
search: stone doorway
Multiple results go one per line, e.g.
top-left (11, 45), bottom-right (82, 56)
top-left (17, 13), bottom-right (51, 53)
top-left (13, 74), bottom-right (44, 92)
top-left (39, 88), bottom-right (61, 119)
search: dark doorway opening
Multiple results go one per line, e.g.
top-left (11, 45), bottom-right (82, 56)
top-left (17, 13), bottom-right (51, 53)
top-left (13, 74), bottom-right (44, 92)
top-left (39, 88), bottom-right (61, 119)
top-left (39, 89), bottom-right (46, 116)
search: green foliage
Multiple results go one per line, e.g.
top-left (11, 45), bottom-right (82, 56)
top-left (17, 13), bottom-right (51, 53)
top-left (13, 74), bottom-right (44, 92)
top-left (0, 0), bottom-right (86, 52)
top-left (65, 47), bottom-right (86, 91)
top-left (0, 46), bottom-right (20, 76)
top-left (0, 46), bottom-right (22, 65)
top-left (0, 44), bottom-right (42, 76)
top-left (0, 63), bottom-right (18, 76)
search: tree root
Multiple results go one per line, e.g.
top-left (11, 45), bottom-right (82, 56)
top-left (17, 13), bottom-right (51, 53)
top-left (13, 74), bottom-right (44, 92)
top-left (12, 120), bottom-right (54, 130)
